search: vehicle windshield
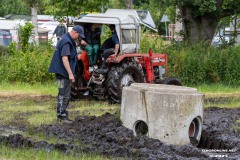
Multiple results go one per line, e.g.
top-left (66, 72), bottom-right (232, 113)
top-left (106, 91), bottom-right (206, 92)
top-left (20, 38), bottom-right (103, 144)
top-left (136, 10), bottom-right (156, 30)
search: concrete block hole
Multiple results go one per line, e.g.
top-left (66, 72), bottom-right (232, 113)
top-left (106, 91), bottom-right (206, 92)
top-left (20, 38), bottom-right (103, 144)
top-left (189, 116), bottom-right (202, 146)
top-left (134, 120), bottom-right (148, 136)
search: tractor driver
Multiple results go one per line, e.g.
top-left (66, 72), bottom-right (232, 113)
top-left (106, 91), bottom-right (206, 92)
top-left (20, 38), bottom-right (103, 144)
top-left (95, 24), bottom-right (119, 74)
top-left (85, 23), bottom-right (102, 66)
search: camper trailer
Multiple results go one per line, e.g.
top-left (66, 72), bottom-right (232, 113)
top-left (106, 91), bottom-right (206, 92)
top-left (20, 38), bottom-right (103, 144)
top-left (0, 20), bottom-right (19, 46)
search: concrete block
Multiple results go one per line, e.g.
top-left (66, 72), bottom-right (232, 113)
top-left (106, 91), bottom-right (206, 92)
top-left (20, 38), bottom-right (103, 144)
top-left (121, 83), bottom-right (204, 146)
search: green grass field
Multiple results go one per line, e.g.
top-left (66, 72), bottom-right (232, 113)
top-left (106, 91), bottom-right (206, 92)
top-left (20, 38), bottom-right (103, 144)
top-left (1, 81), bottom-right (240, 96)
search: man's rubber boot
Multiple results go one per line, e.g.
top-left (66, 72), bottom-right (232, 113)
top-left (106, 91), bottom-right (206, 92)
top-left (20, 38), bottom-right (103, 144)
top-left (57, 116), bottom-right (73, 123)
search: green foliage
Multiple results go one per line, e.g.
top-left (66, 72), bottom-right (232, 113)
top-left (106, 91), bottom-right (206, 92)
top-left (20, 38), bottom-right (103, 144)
top-left (22, 0), bottom-right (42, 7)
top-left (223, 0), bottom-right (240, 12)
top-left (139, 36), bottom-right (240, 86)
top-left (0, 0), bottom-right (30, 17)
top-left (192, 0), bottom-right (217, 16)
top-left (0, 44), bottom-right (55, 84)
top-left (165, 5), bottom-right (176, 23)
top-left (19, 22), bottom-right (34, 52)
top-left (1, 33), bottom-right (240, 87)
top-left (165, 43), bottom-right (240, 85)
top-left (140, 34), bottom-right (165, 53)
top-left (44, 0), bottom-right (109, 19)
top-left (8, 42), bottom-right (19, 55)
top-left (107, 0), bottom-right (126, 9)
top-left (133, 0), bottom-right (149, 9)
top-left (100, 25), bottom-right (112, 45)
top-left (0, 45), bottom-right (9, 57)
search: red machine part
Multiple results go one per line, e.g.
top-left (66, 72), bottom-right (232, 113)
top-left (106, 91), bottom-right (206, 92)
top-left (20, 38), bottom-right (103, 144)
top-left (148, 48), bottom-right (153, 56)
top-left (144, 56), bottom-right (154, 83)
top-left (143, 49), bottom-right (154, 83)
top-left (107, 52), bottom-right (168, 82)
top-left (77, 51), bottom-right (91, 80)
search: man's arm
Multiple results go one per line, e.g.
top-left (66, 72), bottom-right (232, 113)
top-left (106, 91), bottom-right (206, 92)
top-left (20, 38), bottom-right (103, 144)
top-left (112, 32), bottom-right (120, 56)
top-left (64, 26), bottom-right (67, 34)
top-left (62, 56), bottom-right (75, 82)
top-left (114, 44), bottom-right (120, 56)
top-left (52, 26), bottom-right (58, 38)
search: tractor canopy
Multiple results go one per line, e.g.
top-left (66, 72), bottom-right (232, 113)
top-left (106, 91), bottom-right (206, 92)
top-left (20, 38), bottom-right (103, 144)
top-left (74, 9), bottom-right (157, 54)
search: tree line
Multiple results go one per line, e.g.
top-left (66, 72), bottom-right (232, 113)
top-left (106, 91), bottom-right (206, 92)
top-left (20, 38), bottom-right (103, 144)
top-left (0, 0), bottom-right (240, 44)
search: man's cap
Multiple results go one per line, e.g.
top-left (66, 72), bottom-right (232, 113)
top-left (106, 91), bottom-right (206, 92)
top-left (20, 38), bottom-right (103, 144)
top-left (73, 25), bottom-right (85, 38)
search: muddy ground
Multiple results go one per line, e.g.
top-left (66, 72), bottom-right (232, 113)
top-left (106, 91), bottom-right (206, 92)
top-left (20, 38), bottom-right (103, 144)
top-left (0, 95), bottom-right (239, 159)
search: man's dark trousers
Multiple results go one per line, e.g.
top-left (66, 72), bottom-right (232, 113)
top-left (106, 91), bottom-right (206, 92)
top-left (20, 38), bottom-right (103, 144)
top-left (57, 78), bottom-right (71, 118)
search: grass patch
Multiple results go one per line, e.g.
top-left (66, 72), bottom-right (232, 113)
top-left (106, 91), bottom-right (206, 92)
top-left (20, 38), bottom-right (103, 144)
top-left (191, 83), bottom-right (240, 108)
top-left (70, 100), bottom-right (119, 117)
top-left (0, 99), bottom-right (55, 125)
top-left (1, 82), bottom-right (240, 99)
top-left (195, 83), bottom-right (240, 97)
top-left (204, 99), bottom-right (240, 108)
top-left (0, 81), bottom-right (57, 96)
top-left (0, 98), bottom-right (119, 127)
top-left (0, 144), bottom-right (106, 160)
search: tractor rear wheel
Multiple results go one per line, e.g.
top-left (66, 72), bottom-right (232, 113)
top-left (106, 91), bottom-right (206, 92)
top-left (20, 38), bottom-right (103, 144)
top-left (163, 77), bottom-right (182, 86)
top-left (106, 61), bottom-right (144, 103)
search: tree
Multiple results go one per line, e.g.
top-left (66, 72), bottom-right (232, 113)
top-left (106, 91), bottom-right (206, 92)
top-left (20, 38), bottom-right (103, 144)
top-left (19, 22), bottom-right (34, 52)
top-left (44, 0), bottom-right (109, 22)
top-left (107, 0), bottom-right (126, 9)
top-left (0, 0), bottom-right (30, 17)
top-left (132, 0), bottom-right (166, 34)
top-left (22, 0), bottom-right (45, 45)
top-left (125, 0), bottom-right (133, 9)
top-left (133, 0), bottom-right (149, 8)
top-left (167, 0), bottom-right (240, 44)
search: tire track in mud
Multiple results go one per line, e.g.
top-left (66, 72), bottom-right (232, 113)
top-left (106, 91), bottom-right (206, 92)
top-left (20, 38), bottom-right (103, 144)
top-left (0, 107), bottom-right (239, 159)
top-left (197, 107), bottom-right (240, 158)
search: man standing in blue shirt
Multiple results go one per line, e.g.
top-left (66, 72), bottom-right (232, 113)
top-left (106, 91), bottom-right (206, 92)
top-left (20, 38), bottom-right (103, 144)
top-left (95, 25), bottom-right (119, 74)
top-left (52, 21), bottom-right (67, 41)
top-left (48, 25), bottom-right (86, 122)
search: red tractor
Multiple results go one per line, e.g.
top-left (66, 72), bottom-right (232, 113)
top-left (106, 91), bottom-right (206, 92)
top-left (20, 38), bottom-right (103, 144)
top-left (71, 9), bottom-right (182, 103)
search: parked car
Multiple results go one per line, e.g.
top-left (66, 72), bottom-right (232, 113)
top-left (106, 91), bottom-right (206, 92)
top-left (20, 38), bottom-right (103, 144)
top-left (212, 35), bottom-right (230, 47)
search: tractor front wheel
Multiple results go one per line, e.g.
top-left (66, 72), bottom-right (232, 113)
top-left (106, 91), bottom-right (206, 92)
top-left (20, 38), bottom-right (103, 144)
top-left (163, 77), bottom-right (182, 86)
top-left (106, 61), bottom-right (144, 103)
